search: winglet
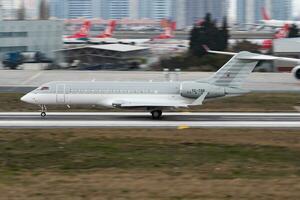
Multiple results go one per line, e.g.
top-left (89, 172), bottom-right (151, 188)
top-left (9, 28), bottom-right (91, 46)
top-left (202, 45), bottom-right (210, 52)
top-left (202, 45), bottom-right (237, 56)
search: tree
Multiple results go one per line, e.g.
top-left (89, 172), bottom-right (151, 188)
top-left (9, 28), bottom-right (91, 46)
top-left (219, 17), bottom-right (229, 50)
top-left (189, 13), bottom-right (230, 57)
top-left (39, 0), bottom-right (50, 20)
top-left (288, 24), bottom-right (299, 38)
top-left (189, 25), bottom-right (207, 57)
top-left (232, 40), bottom-right (260, 53)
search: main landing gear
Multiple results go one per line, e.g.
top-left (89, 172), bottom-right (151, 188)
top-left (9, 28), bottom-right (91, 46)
top-left (151, 110), bottom-right (162, 120)
top-left (40, 105), bottom-right (47, 117)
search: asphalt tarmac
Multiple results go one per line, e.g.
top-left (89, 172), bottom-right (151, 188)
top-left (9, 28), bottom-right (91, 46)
top-left (1, 112), bottom-right (300, 128)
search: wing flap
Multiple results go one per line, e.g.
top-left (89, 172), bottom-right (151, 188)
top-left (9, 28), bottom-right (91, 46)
top-left (112, 100), bottom-right (189, 108)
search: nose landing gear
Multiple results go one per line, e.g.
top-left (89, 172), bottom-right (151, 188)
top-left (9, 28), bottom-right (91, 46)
top-left (41, 112), bottom-right (46, 117)
top-left (40, 105), bottom-right (47, 117)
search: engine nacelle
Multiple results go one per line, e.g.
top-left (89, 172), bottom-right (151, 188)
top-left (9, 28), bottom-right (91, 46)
top-left (292, 66), bottom-right (300, 80)
top-left (180, 82), bottom-right (225, 99)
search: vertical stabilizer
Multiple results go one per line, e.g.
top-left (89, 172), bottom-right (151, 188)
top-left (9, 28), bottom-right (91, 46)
top-left (261, 7), bottom-right (271, 20)
top-left (67, 20), bottom-right (91, 38)
top-left (207, 52), bottom-right (259, 88)
top-left (97, 20), bottom-right (117, 38)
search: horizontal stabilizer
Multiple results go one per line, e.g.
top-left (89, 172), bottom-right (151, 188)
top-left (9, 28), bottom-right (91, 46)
top-left (202, 45), bottom-right (237, 56)
top-left (204, 46), bottom-right (300, 63)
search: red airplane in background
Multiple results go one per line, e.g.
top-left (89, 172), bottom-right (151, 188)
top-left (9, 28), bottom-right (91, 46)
top-left (261, 7), bottom-right (300, 28)
top-left (152, 20), bottom-right (176, 40)
top-left (261, 23), bottom-right (290, 51)
top-left (88, 20), bottom-right (119, 44)
top-left (95, 20), bottom-right (117, 38)
top-left (64, 20), bottom-right (117, 44)
top-left (64, 20), bottom-right (92, 44)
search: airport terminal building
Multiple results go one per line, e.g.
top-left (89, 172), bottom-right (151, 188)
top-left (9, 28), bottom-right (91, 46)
top-left (0, 20), bottom-right (63, 60)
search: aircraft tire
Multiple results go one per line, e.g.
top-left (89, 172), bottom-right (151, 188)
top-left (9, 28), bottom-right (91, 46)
top-left (41, 112), bottom-right (46, 117)
top-left (151, 110), bottom-right (162, 120)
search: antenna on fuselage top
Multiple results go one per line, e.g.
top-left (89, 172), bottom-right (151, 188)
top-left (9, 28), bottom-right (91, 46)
top-left (174, 68), bottom-right (181, 81)
top-left (163, 68), bottom-right (170, 81)
top-left (163, 68), bottom-right (181, 82)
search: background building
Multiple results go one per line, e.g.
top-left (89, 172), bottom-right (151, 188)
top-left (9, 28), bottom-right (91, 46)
top-left (66, 0), bottom-right (93, 19)
top-left (50, 0), bottom-right (102, 19)
top-left (138, 0), bottom-right (152, 19)
top-left (138, 0), bottom-right (172, 20)
top-left (1, 0), bottom-right (19, 19)
top-left (266, 0), bottom-right (292, 20)
top-left (0, 20), bottom-right (63, 59)
top-left (48, 0), bottom-right (230, 28)
top-left (49, 0), bottom-right (66, 19)
top-left (185, 0), bottom-right (228, 27)
top-left (152, 0), bottom-right (172, 20)
top-left (101, 0), bottom-right (130, 19)
top-left (171, 0), bottom-right (186, 29)
top-left (237, 0), bottom-right (292, 26)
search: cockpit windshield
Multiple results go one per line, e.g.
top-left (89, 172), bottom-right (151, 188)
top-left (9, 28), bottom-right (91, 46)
top-left (40, 86), bottom-right (50, 91)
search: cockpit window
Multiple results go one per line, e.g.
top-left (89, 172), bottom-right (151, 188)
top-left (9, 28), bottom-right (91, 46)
top-left (40, 86), bottom-right (50, 91)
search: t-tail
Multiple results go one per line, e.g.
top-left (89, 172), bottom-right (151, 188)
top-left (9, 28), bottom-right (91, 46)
top-left (103, 20), bottom-right (117, 37)
top-left (261, 7), bottom-right (271, 21)
top-left (152, 20), bottom-right (176, 39)
top-left (275, 24), bottom-right (289, 39)
top-left (67, 20), bottom-right (91, 38)
top-left (207, 52), bottom-right (259, 88)
top-left (261, 24), bottom-right (289, 51)
top-left (165, 21), bottom-right (176, 37)
top-left (204, 46), bottom-right (300, 87)
top-left (97, 20), bottom-right (117, 38)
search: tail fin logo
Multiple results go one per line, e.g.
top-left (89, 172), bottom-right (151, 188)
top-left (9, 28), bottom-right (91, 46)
top-left (97, 20), bottom-right (117, 38)
top-left (66, 20), bottom-right (91, 38)
top-left (152, 20), bottom-right (176, 40)
top-left (79, 21), bottom-right (91, 35)
top-left (261, 7), bottom-right (271, 20)
top-left (104, 20), bottom-right (117, 36)
top-left (275, 24), bottom-right (289, 39)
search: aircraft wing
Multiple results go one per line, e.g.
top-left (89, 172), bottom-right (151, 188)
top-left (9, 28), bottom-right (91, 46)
top-left (204, 46), bottom-right (300, 63)
top-left (202, 45), bottom-right (237, 56)
top-left (112, 100), bottom-right (189, 108)
top-left (111, 92), bottom-right (208, 108)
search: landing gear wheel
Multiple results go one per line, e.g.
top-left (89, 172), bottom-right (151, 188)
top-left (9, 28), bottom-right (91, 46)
top-left (41, 112), bottom-right (46, 117)
top-left (151, 110), bottom-right (162, 120)
top-left (40, 105), bottom-right (47, 117)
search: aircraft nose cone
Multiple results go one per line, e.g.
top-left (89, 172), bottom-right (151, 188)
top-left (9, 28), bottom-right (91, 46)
top-left (21, 94), bottom-right (35, 104)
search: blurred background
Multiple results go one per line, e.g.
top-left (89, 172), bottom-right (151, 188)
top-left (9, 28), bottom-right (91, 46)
top-left (0, 0), bottom-right (299, 72)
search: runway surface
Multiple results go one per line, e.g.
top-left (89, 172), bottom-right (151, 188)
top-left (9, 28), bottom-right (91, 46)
top-left (1, 112), bottom-right (300, 128)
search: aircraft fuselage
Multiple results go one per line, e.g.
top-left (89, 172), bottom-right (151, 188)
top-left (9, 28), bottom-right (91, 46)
top-left (21, 81), bottom-right (236, 108)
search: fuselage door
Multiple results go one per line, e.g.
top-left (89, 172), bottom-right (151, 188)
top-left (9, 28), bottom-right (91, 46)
top-left (56, 84), bottom-right (65, 104)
